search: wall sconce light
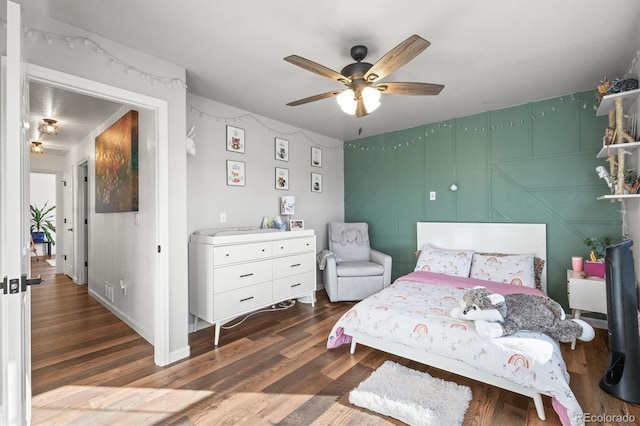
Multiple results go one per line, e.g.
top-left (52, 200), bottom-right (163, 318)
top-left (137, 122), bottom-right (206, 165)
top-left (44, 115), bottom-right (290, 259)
top-left (30, 141), bottom-right (44, 154)
top-left (38, 118), bottom-right (58, 136)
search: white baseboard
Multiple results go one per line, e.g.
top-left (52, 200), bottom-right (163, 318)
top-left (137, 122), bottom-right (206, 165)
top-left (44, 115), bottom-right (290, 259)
top-left (89, 288), bottom-right (154, 344)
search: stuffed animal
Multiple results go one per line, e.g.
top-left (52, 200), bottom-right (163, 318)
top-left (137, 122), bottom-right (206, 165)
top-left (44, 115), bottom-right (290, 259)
top-left (450, 286), bottom-right (595, 343)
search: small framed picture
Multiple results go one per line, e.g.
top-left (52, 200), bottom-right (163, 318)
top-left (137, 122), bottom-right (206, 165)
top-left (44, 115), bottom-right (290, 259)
top-left (275, 167), bottom-right (289, 190)
top-left (227, 160), bottom-right (246, 186)
top-left (311, 172), bottom-right (322, 193)
top-left (275, 138), bottom-right (289, 161)
top-left (226, 125), bottom-right (245, 153)
top-left (311, 146), bottom-right (322, 167)
top-left (290, 219), bottom-right (304, 231)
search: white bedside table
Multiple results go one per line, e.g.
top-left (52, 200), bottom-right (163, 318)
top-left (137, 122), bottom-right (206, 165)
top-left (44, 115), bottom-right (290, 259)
top-left (566, 270), bottom-right (607, 349)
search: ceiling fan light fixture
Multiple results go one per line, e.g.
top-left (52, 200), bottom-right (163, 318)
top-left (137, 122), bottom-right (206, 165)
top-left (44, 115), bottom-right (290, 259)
top-left (362, 86), bottom-right (381, 113)
top-left (337, 89), bottom-right (357, 115)
top-left (30, 141), bottom-right (44, 154)
top-left (38, 118), bottom-right (58, 136)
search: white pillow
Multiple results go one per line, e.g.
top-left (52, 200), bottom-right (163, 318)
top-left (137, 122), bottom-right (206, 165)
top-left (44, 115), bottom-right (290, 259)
top-left (414, 244), bottom-right (474, 277)
top-left (469, 253), bottom-right (536, 288)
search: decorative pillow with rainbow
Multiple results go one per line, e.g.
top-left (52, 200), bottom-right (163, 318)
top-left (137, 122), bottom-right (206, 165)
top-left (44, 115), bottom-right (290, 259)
top-left (414, 244), bottom-right (474, 277)
top-left (469, 253), bottom-right (536, 288)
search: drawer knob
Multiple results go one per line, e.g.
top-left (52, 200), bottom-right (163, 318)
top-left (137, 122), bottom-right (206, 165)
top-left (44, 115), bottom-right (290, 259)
top-left (291, 263), bottom-right (301, 268)
top-left (239, 273), bottom-right (254, 278)
top-left (240, 296), bottom-right (254, 302)
top-left (291, 283), bottom-right (301, 288)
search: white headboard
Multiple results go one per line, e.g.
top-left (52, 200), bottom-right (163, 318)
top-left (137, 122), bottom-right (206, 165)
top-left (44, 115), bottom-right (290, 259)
top-left (417, 222), bottom-right (547, 291)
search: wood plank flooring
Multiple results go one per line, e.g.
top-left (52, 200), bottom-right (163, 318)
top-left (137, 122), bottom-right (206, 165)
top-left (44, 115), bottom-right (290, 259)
top-left (30, 258), bottom-right (640, 425)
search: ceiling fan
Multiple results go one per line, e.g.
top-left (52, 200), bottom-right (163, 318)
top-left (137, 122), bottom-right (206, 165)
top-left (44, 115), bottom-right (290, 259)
top-left (284, 34), bottom-right (444, 117)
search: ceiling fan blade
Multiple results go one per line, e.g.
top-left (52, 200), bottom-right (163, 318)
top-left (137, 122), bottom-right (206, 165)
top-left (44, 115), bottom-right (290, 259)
top-left (286, 89), bottom-right (344, 106)
top-left (375, 82), bottom-right (444, 96)
top-left (364, 35), bottom-right (430, 82)
top-left (284, 55), bottom-right (351, 85)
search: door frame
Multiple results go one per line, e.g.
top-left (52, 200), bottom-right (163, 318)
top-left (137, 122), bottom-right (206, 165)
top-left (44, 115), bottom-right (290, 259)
top-left (26, 64), bottom-right (171, 366)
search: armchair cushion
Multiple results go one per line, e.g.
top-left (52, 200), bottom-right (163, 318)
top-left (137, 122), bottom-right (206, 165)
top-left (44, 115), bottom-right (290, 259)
top-left (328, 222), bottom-right (370, 262)
top-left (336, 261), bottom-right (385, 277)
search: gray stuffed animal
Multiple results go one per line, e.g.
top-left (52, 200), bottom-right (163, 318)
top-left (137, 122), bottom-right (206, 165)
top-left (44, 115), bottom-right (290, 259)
top-left (450, 286), bottom-right (595, 342)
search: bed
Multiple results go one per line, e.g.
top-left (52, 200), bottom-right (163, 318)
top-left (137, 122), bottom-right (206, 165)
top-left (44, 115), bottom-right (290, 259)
top-left (327, 222), bottom-right (583, 426)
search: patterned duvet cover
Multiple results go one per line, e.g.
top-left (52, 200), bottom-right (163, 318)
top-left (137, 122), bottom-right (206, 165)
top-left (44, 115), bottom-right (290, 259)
top-left (327, 271), bottom-right (584, 426)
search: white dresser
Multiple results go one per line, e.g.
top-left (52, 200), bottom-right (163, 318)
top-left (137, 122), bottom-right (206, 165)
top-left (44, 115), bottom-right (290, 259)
top-left (189, 228), bottom-right (316, 345)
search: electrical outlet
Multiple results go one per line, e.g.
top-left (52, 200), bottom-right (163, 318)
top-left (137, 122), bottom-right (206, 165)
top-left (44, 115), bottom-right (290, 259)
top-left (429, 191), bottom-right (436, 201)
top-left (220, 212), bottom-right (226, 223)
top-left (104, 282), bottom-right (113, 303)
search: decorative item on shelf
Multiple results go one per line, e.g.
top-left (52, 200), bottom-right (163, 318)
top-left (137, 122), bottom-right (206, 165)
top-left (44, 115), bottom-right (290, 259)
top-left (30, 141), bottom-right (44, 154)
top-left (609, 168), bottom-right (637, 194)
top-left (30, 202), bottom-right (56, 245)
top-left (583, 236), bottom-right (614, 278)
top-left (38, 118), bottom-right (58, 136)
top-left (280, 196), bottom-right (295, 230)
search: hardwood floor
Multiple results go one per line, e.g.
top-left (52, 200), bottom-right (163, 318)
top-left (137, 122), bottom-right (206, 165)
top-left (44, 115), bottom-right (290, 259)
top-left (30, 259), bottom-right (640, 425)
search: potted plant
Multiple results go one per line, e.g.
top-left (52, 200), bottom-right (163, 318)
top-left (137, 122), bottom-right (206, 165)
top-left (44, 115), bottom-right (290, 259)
top-left (30, 202), bottom-right (56, 245)
top-left (583, 236), bottom-right (614, 277)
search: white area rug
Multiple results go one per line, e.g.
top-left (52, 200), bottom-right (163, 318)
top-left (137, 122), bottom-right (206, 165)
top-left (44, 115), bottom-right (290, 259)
top-left (46, 258), bottom-right (56, 267)
top-left (349, 360), bottom-right (472, 426)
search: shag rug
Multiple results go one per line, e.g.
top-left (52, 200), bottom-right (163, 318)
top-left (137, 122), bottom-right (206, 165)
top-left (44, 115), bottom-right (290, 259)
top-left (349, 360), bottom-right (472, 426)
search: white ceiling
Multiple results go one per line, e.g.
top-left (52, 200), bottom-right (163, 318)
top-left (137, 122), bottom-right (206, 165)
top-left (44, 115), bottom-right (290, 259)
top-left (29, 81), bottom-right (123, 155)
top-left (15, 0), bottom-right (640, 145)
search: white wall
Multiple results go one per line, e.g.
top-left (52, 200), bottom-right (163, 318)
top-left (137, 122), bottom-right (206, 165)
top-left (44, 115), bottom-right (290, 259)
top-left (186, 94), bottom-right (345, 290)
top-left (29, 172), bottom-right (56, 256)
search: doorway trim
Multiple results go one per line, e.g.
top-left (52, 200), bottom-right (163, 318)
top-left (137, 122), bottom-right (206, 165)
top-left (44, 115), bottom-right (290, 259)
top-left (27, 63), bottom-right (171, 366)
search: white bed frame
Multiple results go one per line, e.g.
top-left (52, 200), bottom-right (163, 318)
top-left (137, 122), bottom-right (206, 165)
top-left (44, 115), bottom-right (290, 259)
top-left (346, 222), bottom-right (550, 420)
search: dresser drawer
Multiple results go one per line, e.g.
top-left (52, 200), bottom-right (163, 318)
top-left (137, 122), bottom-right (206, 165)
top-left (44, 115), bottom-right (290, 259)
top-left (214, 282), bottom-right (272, 320)
top-left (273, 271), bottom-right (314, 301)
top-left (272, 236), bottom-right (314, 257)
top-left (213, 259), bottom-right (272, 293)
top-left (214, 242), bottom-right (272, 265)
top-left (273, 253), bottom-right (315, 279)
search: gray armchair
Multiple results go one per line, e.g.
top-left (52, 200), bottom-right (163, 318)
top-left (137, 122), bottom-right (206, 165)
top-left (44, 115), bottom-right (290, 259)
top-left (320, 222), bottom-right (392, 302)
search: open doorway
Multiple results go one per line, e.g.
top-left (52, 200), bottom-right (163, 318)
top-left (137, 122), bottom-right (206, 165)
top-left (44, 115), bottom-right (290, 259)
top-left (27, 63), bottom-right (170, 366)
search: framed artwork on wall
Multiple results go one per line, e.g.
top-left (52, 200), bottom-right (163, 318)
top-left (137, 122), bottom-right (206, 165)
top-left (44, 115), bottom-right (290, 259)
top-left (311, 172), bottom-right (322, 193)
top-left (275, 167), bottom-right (289, 190)
top-left (226, 125), bottom-right (245, 153)
top-left (95, 109), bottom-right (139, 213)
top-left (227, 160), bottom-right (246, 186)
top-left (275, 137), bottom-right (289, 161)
top-left (311, 146), bottom-right (322, 167)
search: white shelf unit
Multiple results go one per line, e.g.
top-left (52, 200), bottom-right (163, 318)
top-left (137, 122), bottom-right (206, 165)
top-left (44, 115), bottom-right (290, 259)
top-left (595, 89), bottom-right (640, 200)
top-left (596, 88), bottom-right (640, 117)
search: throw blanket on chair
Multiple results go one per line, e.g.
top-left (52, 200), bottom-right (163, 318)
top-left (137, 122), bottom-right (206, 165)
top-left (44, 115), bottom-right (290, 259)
top-left (330, 223), bottom-right (369, 246)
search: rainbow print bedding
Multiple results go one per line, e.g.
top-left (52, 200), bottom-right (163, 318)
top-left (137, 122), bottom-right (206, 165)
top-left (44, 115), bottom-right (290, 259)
top-left (327, 271), bottom-right (583, 426)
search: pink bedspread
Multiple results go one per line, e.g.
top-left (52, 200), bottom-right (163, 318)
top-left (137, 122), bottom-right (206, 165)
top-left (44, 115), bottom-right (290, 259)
top-left (327, 271), bottom-right (583, 426)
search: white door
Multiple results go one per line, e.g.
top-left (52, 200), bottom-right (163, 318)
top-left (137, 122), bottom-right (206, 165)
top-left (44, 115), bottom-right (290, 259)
top-left (0, 2), bottom-right (32, 424)
top-left (63, 168), bottom-right (74, 278)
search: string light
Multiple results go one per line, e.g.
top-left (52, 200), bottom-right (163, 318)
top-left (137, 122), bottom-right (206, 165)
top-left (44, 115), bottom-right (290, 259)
top-left (187, 103), bottom-right (339, 151)
top-left (344, 94), bottom-right (596, 151)
top-left (1, 19), bottom-right (187, 90)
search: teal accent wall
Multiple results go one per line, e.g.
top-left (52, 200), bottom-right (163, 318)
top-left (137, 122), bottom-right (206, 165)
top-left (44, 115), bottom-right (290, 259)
top-left (344, 91), bottom-right (622, 307)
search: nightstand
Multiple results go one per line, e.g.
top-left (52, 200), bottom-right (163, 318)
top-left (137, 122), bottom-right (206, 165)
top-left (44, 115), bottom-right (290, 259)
top-left (566, 270), bottom-right (607, 349)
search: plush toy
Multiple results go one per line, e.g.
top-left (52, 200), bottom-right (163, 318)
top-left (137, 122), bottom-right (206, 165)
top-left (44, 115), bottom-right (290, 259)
top-left (450, 286), bottom-right (595, 343)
